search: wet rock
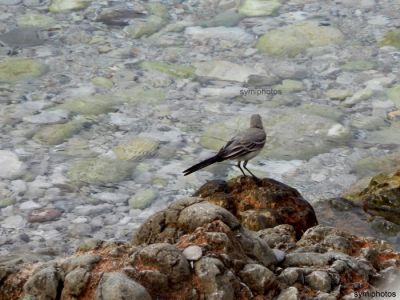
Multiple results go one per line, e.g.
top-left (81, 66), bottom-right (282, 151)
top-left (140, 61), bottom-right (195, 79)
top-left (23, 110), bottom-right (69, 125)
top-left (115, 86), bottom-right (166, 105)
top-left (62, 267), bottom-right (89, 297)
top-left (58, 94), bottom-right (118, 116)
top-left (2, 215), bottom-right (26, 229)
top-left (33, 119), bottom-right (86, 145)
top-left (194, 176), bottom-right (318, 238)
top-left (305, 270), bottom-right (331, 292)
top-left (238, 0), bottom-right (281, 16)
top-left (380, 29), bottom-right (400, 48)
top-left (0, 197), bottom-right (16, 208)
top-left (67, 157), bottom-right (134, 185)
top-left (185, 26), bottom-right (254, 45)
top-left (256, 224), bottom-right (297, 249)
top-left (283, 253), bottom-right (331, 267)
top-left (387, 84), bottom-right (400, 108)
top-left (94, 9), bottom-right (145, 26)
top-left (198, 9), bottom-right (245, 27)
top-left (358, 170), bottom-right (400, 225)
top-left (23, 266), bottom-right (62, 300)
top-left (131, 243), bottom-right (190, 284)
top-left (238, 263), bottom-right (278, 295)
top-left (343, 88), bottom-right (373, 107)
top-left (0, 27), bottom-right (44, 48)
top-left (16, 14), bottom-right (56, 28)
top-left (0, 58), bottom-right (45, 82)
top-left (91, 77), bottom-right (114, 88)
top-left (96, 272), bottom-right (151, 300)
top-left (113, 137), bottom-right (159, 161)
top-left (128, 189), bottom-right (157, 209)
top-left (326, 88), bottom-right (351, 100)
top-left (0, 150), bottom-right (26, 180)
top-left (256, 21), bottom-right (344, 57)
top-left (27, 208), bottom-right (63, 223)
top-left (49, 0), bottom-right (92, 13)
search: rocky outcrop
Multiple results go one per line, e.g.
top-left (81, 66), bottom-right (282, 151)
top-left (0, 178), bottom-right (399, 300)
top-left (193, 176), bottom-right (318, 238)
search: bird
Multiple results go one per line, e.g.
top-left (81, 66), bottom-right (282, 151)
top-left (183, 114), bottom-right (266, 178)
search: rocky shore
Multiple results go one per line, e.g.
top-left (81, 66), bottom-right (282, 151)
top-left (1, 176), bottom-right (399, 300)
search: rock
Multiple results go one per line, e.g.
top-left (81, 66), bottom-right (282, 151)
top-left (125, 16), bottom-right (166, 39)
top-left (326, 88), bottom-right (351, 100)
top-left (96, 272), bottom-right (151, 300)
top-left (366, 123), bottom-right (400, 145)
top-left (49, 0), bottom-right (92, 13)
top-left (238, 0), bottom-right (281, 16)
top-left (387, 84), bottom-right (400, 108)
top-left (0, 28), bottom-right (45, 47)
top-left (92, 77), bottom-right (114, 88)
top-left (19, 200), bottom-right (42, 210)
top-left (114, 86), bottom-right (166, 104)
top-left (62, 267), bottom-right (89, 297)
top-left (140, 61), bottom-right (195, 79)
top-left (256, 22), bottom-right (344, 57)
top-left (23, 109), bottom-right (69, 125)
top-left (194, 257), bottom-right (235, 300)
top-left (276, 287), bottom-right (299, 300)
top-left (23, 266), bottom-right (62, 299)
top-left (113, 137), bottom-right (159, 161)
top-left (33, 119), bottom-right (86, 145)
top-left (131, 243), bottom-right (190, 284)
top-left (0, 197), bottom-right (16, 208)
top-left (67, 157), bottom-right (134, 185)
top-left (238, 263), bottom-right (278, 295)
top-left (0, 150), bottom-right (26, 179)
top-left (256, 224), bottom-right (297, 249)
top-left (283, 253), bottom-right (331, 267)
top-left (0, 58), bottom-right (45, 82)
top-left (27, 208), bottom-right (63, 223)
top-left (343, 88), bottom-right (373, 107)
top-left (275, 79), bottom-right (303, 93)
top-left (182, 245), bottom-right (202, 261)
top-left (193, 60), bottom-right (263, 82)
top-left (57, 94), bottom-right (118, 116)
top-left (61, 254), bottom-right (101, 273)
top-left (380, 29), bottom-right (400, 48)
top-left (128, 189), bottom-right (158, 209)
top-left (185, 26), bottom-right (254, 45)
top-left (2, 215), bottom-right (26, 229)
top-left (94, 9), bottom-right (145, 26)
top-left (305, 270), bottom-right (331, 292)
top-left (358, 170), bottom-right (400, 225)
top-left (341, 60), bottom-right (375, 71)
top-left (194, 176), bottom-right (318, 238)
top-left (16, 13), bottom-right (56, 28)
top-left (198, 9), bottom-right (245, 27)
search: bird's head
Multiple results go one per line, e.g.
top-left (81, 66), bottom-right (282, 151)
top-left (250, 114), bottom-right (263, 129)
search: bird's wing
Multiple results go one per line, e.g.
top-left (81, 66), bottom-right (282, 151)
top-left (218, 128), bottom-right (266, 160)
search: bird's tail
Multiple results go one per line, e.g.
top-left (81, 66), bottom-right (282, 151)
top-left (183, 155), bottom-right (222, 176)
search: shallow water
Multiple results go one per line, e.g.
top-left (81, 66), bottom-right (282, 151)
top-left (1, 0), bottom-right (400, 256)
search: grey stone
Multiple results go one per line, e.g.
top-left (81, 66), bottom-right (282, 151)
top-left (61, 254), bottom-right (101, 273)
top-left (62, 267), bottom-right (90, 296)
top-left (283, 253), bottom-right (330, 267)
top-left (23, 266), bottom-right (61, 299)
top-left (276, 287), bottom-right (299, 300)
top-left (238, 263), bottom-right (277, 294)
top-left (96, 272), bottom-right (151, 300)
top-left (305, 270), bottom-right (332, 292)
top-left (0, 150), bottom-right (26, 180)
top-left (2, 215), bottom-right (26, 229)
top-left (0, 28), bottom-right (45, 47)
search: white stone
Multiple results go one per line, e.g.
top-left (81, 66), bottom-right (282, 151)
top-left (0, 150), bottom-right (26, 179)
top-left (327, 123), bottom-right (349, 137)
top-left (23, 110), bottom-right (69, 124)
top-left (2, 215), bottom-right (26, 229)
top-left (183, 245), bottom-right (203, 261)
top-left (72, 216), bottom-right (88, 224)
top-left (20, 200), bottom-right (42, 210)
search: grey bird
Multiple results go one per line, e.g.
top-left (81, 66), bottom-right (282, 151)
top-left (183, 114), bottom-right (266, 178)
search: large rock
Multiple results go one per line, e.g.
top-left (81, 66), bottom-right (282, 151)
top-left (194, 176), bottom-right (318, 238)
top-left (0, 150), bottom-right (26, 179)
top-left (256, 21), bottom-right (344, 57)
top-left (0, 58), bottom-right (45, 82)
top-left (358, 170), bottom-right (400, 225)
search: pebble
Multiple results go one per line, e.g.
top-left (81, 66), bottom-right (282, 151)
top-left (28, 208), bottom-right (63, 223)
top-left (182, 245), bottom-right (203, 261)
top-left (2, 215), bottom-right (26, 229)
top-left (0, 151), bottom-right (26, 180)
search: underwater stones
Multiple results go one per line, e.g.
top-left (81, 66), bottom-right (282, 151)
top-left (185, 26), bottom-right (254, 45)
top-left (125, 16), bottom-right (166, 39)
top-left (198, 9), bottom-right (245, 27)
top-left (16, 13), bottom-right (56, 28)
top-left (326, 88), bottom-right (351, 100)
top-left (275, 79), bottom-right (303, 93)
top-left (128, 189), bottom-right (158, 209)
top-left (67, 157), bottom-right (134, 185)
top-left (48, 0), bottom-right (92, 13)
top-left (366, 122), bottom-right (400, 145)
top-left (58, 94), bottom-right (118, 115)
top-left (238, 0), bottom-right (281, 17)
top-left (33, 120), bottom-right (86, 145)
top-left (115, 87), bottom-right (166, 104)
top-left (387, 84), bottom-right (400, 108)
top-left (380, 29), bottom-right (400, 48)
top-left (113, 137), bottom-right (159, 161)
top-left (359, 170), bottom-right (400, 225)
top-left (0, 28), bottom-right (45, 47)
top-left (0, 150), bottom-right (26, 180)
top-left (140, 61), bottom-right (195, 79)
top-left (0, 58), bottom-right (45, 82)
top-left (341, 60), bottom-right (375, 72)
top-left (256, 22), bottom-right (344, 57)
top-left (0, 197), bottom-right (16, 208)
top-left (343, 88), bottom-right (373, 107)
top-left (91, 77), bottom-right (113, 88)
top-left (194, 60), bottom-right (264, 83)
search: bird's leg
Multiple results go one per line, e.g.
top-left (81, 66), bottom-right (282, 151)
top-left (237, 161), bottom-right (247, 177)
top-left (243, 160), bottom-right (260, 181)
